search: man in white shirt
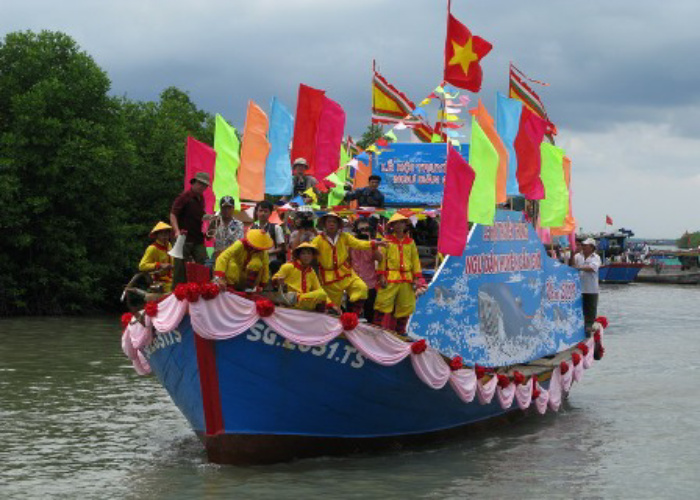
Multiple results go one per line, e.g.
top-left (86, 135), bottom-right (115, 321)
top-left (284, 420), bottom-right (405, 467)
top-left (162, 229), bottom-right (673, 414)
top-left (573, 238), bottom-right (601, 334)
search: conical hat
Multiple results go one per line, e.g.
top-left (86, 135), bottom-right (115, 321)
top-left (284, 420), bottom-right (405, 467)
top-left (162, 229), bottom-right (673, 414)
top-left (292, 242), bottom-right (319, 259)
top-left (149, 221), bottom-right (172, 237)
top-left (243, 229), bottom-right (274, 251)
top-left (387, 213), bottom-right (409, 225)
top-left (317, 211), bottom-right (344, 228)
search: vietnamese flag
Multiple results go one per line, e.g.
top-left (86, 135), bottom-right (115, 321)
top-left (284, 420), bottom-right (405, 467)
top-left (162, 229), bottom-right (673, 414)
top-left (443, 13), bottom-right (492, 92)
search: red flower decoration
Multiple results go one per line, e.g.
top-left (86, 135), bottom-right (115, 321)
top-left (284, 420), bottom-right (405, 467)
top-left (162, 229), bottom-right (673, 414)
top-left (594, 344), bottom-right (606, 361)
top-left (340, 312), bottom-right (359, 331)
top-left (449, 356), bottom-right (463, 371)
top-left (532, 387), bottom-right (542, 400)
top-left (594, 332), bottom-right (601, 343)
top-left (595, 316), bottom-right (609, 329)
top-left (120, 312), bottom-right (133, 329)
top-left (475, 364), bottom-right (486, 379)
top-left (513, 371), bottom-right (526, 385)
top-left (497, 374), bottom-right (511, 388)
top-left (577, 342), bottom-right (589, 356)
top-left (173, 284), bottom-right (188, 301)
top-left (559, 361), bottom-right (570, 375)
top-left (201, 282), bottom-right (220, 300)
top-left (572, 352), bottom-right (582, 366)
top-left (186, 282), bottom-right (201, 303)
top-left (256, 298), bottom-right (275, 318)
top-left (145, 301), bottom-right (158, 317)
top-left (411, 339), bottom-right (427, 354)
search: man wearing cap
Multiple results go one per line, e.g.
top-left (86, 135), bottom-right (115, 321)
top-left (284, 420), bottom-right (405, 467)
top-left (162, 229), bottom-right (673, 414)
top-left (271, 242), bottom-right (329, 312)
top-left (213, 229), bottom-right (273, 291)
top-left (373, 213), bottom-right (422, 335)
top-left (138, 222), bottom-right (174, 293)
top-left (170, 172), bottom-right (210, 286)
top-left (292, 158), bottom-right (318, 197)
top-left (344, 175), bottom-right (385, 208)
top-left (311, 212), bottom-right (384, 314)
top-left (573, 238), bottom-right (601, 334)
top-left (207, 195), bottom-right (245, 260)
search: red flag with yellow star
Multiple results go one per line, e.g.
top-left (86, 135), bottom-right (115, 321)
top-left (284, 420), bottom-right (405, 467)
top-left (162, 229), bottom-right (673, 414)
top-left (443, 13), bottom-right (492, 92)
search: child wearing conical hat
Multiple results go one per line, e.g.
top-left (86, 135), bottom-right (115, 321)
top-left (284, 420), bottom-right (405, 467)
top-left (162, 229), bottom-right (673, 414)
top-left (213, 229), bottom-right (273, 291)
top-left (271, 243), bottom-right (329, 312)
top-left (138, 222), bottom-right (174, 293)
top-left (373, 213), bottom-right (422, 335)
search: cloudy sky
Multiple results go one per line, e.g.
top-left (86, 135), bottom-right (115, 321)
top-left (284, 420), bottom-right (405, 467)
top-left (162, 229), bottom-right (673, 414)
top-left (4, 0), bottom-right (699, 238)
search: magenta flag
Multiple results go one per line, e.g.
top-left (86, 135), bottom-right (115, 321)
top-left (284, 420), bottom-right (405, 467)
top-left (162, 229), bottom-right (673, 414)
top-left (438, 144), bottom-right (476, 256)
top-left (514, 107), bottom-right (547, 200)
top-left (185, 136), bottom-right (217, 215)
top-left (313, 96), bottom-right (345, 181)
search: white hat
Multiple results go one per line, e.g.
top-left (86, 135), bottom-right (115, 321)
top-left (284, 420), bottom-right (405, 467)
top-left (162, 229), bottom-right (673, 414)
top-left (582, 238), bottom-right (597, 247)
top-left (293, 157), bottom-right (309, 168)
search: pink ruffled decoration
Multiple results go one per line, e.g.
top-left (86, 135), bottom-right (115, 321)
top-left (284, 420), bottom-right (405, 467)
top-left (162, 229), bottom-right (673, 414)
top-left (548, 367), bottom-right (563, 411)
top-left (266, 307), bottom-right (343, 346)
top-left (573, 357), bottom-right (585, 382)
top-left (582, 338), bottom-right (595, 369)
top-left (411, 349), bottom-right (451, 389)
top-left (534, 383), bottom-right (549, 414)
top-left (121, 319), bottom-right (153, 375)
top-left (477, 375), bottom-right (498, 404)
top-left (496, 382), bottom-right (516, 409)
top-left (449, 369), bottom-right (477, 403)
top-left (560, 361), bottom-right (574, 393)
top-left (151, 295), bottom-right (188, 332)
top-left (514, 378), bottom-right (533, 410)
top-left (345, 325), bottom-right (411, 366)
top-left (189, 293), bottom-right (258, 340)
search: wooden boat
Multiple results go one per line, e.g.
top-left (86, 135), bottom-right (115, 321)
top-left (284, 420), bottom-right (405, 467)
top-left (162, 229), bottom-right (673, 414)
top-left (121, 210), bottom-right (606, 464)
top-left (636, 253), bottom-right (700, 285)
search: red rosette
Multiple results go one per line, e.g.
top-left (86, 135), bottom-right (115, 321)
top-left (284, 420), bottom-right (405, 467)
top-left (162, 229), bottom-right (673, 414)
top-left (532, 386), bottom-right (542, 400)
top-left (410, 339), bottom-right (427, 355)
top-left (120, 312), bottom-right (133, 329)
top-left (340, 312), bottom-right (359, 331)
top-left (475, 364), bottom-right (486, 379)
top-left (497, 374), bottom-right (511, 388)
top-left (173, 284), bottom-right (188, 301)
top-left (513, 371), bottom-right (526, 386)
top-left (145, 301), bottom-right (158, 317)
top-left (449, 356), bottom-right (463, 371)
top-left (572, 352), bottom-right (582, 366)
top-left (186, 282), bottom-right (201, 303)
top-left (576, 342), bottom-right (589, 356)
top-left (256, 298), bottom-right (275, 318)
top-left (595, 316), bottom-right (609, 329)
top-left (201, 282), bottom-right (220, 300)
top-left (559, 361), bottom-right (570, 375)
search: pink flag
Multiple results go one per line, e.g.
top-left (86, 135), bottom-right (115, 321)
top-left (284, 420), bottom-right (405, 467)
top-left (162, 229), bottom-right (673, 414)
top-left (185, 136), bottom-right (217, 215)
top-left (238, 100), bottom-right (270, 201)
top-left (291, 84), bottom-right (325, 176)
top-left (438, 144), bottom-right (476, 256)
top-left (313, 96), bottom-right (345, 181)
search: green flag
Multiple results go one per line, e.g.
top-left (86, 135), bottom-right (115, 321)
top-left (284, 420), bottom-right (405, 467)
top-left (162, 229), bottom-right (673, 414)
top-left (328, 146), bottom-right (351, 207)
top-left (467, 116), bottom-right (498, 225)
top-left (539, 143), bottom-right (569, 227)
top-left (213, 114), bottom-right (241, 210)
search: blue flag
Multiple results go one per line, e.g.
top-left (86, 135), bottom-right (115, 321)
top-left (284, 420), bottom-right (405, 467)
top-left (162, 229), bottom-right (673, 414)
top-left (496, 92), bottom-right (523, 197)
top-left (265, 97), bottom-right (294, 195)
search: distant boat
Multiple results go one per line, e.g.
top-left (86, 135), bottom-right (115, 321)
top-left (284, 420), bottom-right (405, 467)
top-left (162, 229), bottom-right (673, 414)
top-left (636, 252), bottom-right (700, 285)
top-left (587, 230), bottom-right (644, 284)
top-left (598, 262), bottom-right (645, 284)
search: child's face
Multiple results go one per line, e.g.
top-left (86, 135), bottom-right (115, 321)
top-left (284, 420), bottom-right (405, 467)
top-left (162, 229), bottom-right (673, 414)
top-left (299, 249), bottom-right (314, 266)
top-left (156, 230), bottom-right (170, 243)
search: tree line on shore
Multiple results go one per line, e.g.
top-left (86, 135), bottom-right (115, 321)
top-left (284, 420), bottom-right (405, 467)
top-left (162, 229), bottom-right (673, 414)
top-left (0, 30), bottom-right (215, 315)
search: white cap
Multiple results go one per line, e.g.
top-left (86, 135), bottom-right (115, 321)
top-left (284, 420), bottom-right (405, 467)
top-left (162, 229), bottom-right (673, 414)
top-left (582, 238), bottom-right (597, 247)
top-left (293, 157), bottom-right (309, 167)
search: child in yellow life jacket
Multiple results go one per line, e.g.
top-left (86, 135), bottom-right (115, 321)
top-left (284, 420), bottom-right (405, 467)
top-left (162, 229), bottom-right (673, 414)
top-left (139, 222), bottom-right (174, 293)
top-left (271, 243), bottom-right (329, 312)
top-left (373, 213), bottom-right (422, 334)
top-left (213, 229), bottom-right (273, 291)
top-left (310, 212), bottom-right (385, 314)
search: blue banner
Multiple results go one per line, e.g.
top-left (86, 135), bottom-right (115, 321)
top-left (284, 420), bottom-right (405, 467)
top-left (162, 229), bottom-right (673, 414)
top-left (373, 143), bottom-right (469, 206)
top-left (265, 97), bottom-right (294, 196)
top-left (409, 210), bottom-right (585, 367)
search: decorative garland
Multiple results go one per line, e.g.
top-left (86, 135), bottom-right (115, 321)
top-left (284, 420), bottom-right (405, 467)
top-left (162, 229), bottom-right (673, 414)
top-left (121, 288), bottom-right (607, 415)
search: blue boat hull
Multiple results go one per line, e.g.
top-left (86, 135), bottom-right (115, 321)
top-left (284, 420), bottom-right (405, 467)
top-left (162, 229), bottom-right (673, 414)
top-left (599, 263), bottom-right (644, 284)
top-left (145, 315), bottom-right (545, 463)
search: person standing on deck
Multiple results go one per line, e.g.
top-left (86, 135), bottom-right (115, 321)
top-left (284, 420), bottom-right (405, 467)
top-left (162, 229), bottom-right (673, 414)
top-left (573, 238), bottom-right (601, 334)
top-left (350, 218), bottom-right (382, 321)
top-left (291, 158), bottom-right (318, 197)
top-left (170, 172), bottom-right (210, 286)
top-left (344, 175), bottom-right (385, 208)
top-left (207, 195), bottom-right (244, 261)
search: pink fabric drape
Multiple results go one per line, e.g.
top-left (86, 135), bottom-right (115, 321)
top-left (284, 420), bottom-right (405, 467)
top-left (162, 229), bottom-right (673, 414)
top-left (313, 97), bottom-right (345, 181)
top-left (185, 137), bottom-right (217, 215)
top-left (438, 144), bottom-right (476, 256)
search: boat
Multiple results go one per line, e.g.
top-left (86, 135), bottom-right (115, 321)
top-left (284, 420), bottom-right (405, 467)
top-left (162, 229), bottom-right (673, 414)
top-left (121, 209), bottom-right (606, 464)
top-left (586, 230), bottom-right (644, 284)
top-left (636, 251), bottom-right (700, 285)
top-left (598, 262), bottom-right (645, 284)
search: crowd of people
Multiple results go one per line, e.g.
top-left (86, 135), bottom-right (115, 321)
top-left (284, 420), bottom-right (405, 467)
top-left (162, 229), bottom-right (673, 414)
top-left (137, 164), bottom-right (600, 336)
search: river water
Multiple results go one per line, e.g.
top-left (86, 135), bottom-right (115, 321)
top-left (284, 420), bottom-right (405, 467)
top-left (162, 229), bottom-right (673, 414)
top-left (1, 283), bottom-right (699, 499)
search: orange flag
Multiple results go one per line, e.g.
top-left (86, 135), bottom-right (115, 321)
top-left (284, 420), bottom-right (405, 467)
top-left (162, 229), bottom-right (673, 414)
top-left (238, 100), bottom-right (270, 201)
top-left (551, 156), bottom-right (577, 236)
top-left (470, 99), bottom-right (508, 204)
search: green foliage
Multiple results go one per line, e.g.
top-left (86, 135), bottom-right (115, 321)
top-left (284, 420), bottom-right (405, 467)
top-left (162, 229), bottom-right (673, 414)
top-left (677, 231), bottom-right (700, 249)
top-left (356, 123), bottom-right (384, 150)
top-left (0, 30), bottom-right (214, 315)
